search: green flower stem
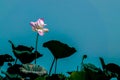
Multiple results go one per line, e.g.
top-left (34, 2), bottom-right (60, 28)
top-left (35, 33), bottom-right (39, 64)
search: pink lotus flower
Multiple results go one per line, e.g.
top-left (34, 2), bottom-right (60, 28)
top-left (30, 18), bottom-right (49, 36)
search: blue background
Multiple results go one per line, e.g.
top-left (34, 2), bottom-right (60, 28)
top-left (0, 0), bottom-right (120, 76)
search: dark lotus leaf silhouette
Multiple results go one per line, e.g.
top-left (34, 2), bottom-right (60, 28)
top-left (0, 54), bottom-right (15, 67)
top-left (43, 40), bottom-right (76, 75)
top-left (82, 63), bottom-right (108, 80)
top-left (8, 40), bottom-right (34, 52)
top-left (105, 63), bottom-right (120, 75)
top-left (6, 64), bottom-right (22, 74)
top-left (99, 57), bottom-right (120, 79)
top-left (9, 40), bottom-right (43, 64)
top-left (99, 57), bottom-right (120, 74)
top-left (1, 64), bottom-right (23, 79)
top-left (13, 50), bottom-right (43, 64)
top-left (43, 40), bottom-right (76, 59)
top-left (2, 64), bottom-right (47, 80)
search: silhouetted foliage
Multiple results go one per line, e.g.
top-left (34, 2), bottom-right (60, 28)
top-left (8, 40), bottom-right (43, 64)
top-left (8, 40), bottom-right (34, 52)
top-left (43, 40), bottom-right (76, 59)
top-left (2, 63), bottom-right (47, 80)
top-left (0, 40), bottom-right (120, 80)
top-left (0, 54), bottom-right (14, 67)
top-left (99, 57), bottom-right (120, 80)
top-left (45, 74), bottom-right (67, 80)
top-left (13, 50), bottom-right (43, 64)
top-left (43, 40), bottom-right (76, 75)
top-left (106, 63), bottom-right (120, 75)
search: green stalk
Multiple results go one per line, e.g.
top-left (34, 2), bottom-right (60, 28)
top-left (35, 33), bottom-right (39, 64)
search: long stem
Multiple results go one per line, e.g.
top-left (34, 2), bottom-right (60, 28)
top-left (35, 33), bottom-right (39, 64)
top-left (55, 59), bottom-right (57, 74)
top-left (49, 58), bottom-right (56, 76)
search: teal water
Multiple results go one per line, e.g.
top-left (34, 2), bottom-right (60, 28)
top-left (0, 0), bottom-right (120, 78)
